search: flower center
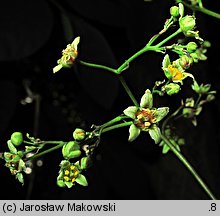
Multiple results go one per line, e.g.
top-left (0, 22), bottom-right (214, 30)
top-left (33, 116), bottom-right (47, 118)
top-left (64, 165), bottom-right (79, 183)
top-left (168, 65), bottom-right (184, 81)
top-left (135, 108), bottom-right (156, 129)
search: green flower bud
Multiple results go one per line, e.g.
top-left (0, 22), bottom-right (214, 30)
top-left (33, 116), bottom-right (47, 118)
top-left (179, 55), bottom-right (193, 69)
top-left (179, 15), bottom-right (196, 33)
top-left (11, 132), bottom-right (23, 146)
top-left (182, 107), bottom-right (195, 118)
top-left (190, 52), bottom-right (199, 63)
top-left (164, 83), bottom-right (181, 95)
top-left (206, 94), bottom-right (215, 102)
top-left (80, 157), bottom-right (90, 170)
top-left (62, 141), bottom-right (81, 159)
top-left (203, 41), bottom-right (211, 48)
top-left (177, 138), bottom-right (185, 146)
top-left (170, 6), bottom-right (179, 17)
top-left (186, 42), bottom-right (198, 52)
top-left (73, 128), bottom-right (86, 141)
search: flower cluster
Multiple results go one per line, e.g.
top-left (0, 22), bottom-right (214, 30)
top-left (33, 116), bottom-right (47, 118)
top-left (2, 133), bottom-right (26, 185)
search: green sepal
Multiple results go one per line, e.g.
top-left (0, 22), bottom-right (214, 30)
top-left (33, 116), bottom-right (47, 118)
top-left (60, 160), bottom-right (71, 168)
top-left (57, 180), bottom-right (66, 188)
top-left (76, 174), bottom-right (88, 186)
top-left (18, 159), bottom-right (26, 172)
top-left (67, 150), bottom-right (81, 159)
top-left (154, 107), bottom-right (169, 123)
top-left (162, 143), bottom-right (170, 154)
top-left (53, 64), bottom-right (63, 73)
top-left (178, 3), bottom-right (184, 18)
top-left (148, 125), bottom-right (161, 144)
top-left (80, 157), bottom-right (90, 170)
top-left (140, 89), bottom-right (153, 108)
top-left (16, 173), bottom-right (24, 185)
top-left (162, 54), bottom-right (171, 69)
top-left (65, 181), bottom-right (74, 188)
top-left (7, 140), bottom-right (17, 154)
top-left (128, 124), bottom-right (141, 142)
top-left (123, 106), bottom-right (138, 119)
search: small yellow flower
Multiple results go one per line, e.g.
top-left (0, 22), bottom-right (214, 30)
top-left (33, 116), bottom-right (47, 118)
top-left (168, 65), bottom-right (184, 82)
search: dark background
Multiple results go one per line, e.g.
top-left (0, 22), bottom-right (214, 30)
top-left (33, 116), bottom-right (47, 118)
top-left (0, 0), bottom-right (219, 199)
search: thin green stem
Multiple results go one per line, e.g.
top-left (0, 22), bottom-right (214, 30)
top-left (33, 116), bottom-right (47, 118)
top-left (118, 75), bottom-right (139, 107)
top-left (25, 142), bottom-right (65, 161)
top-left (102, 121), bottom-right (133, 133)
top-left (99, 115), bottom-right (129, 129)
top-left (116, 46), bottom-right (156, 73)
top-left (155, 28), bottom-right (182, 48)
top-left (161, 134), bottom-right (216, 200)
top-left (78, 60), bottom-right (118, 74)
top-left (23, 140), bottom-right (64, 145)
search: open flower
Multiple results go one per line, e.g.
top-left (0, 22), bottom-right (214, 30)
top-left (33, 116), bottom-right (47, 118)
top-left (53, 37), bottom-right (80, 73)
top-left (162, 54), bottom-right (194, 84)
top-left (57, 160), bottom-right (88, 188)
top-left (123, 89), bottom-right (169, 144)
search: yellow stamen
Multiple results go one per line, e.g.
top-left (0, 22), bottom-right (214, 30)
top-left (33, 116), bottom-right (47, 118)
top-left (64, 176), bottom-right (70, 181)
top-left (70, 165), bottom-right (76, 170)
top-left (64, 170), bottom-right (70, 175)
top-left (144, 122), bottom-right (151, 127)
top-left (168, 65), bottom-right (184, 81)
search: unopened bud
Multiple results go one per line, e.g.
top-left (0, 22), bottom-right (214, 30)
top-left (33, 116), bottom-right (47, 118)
top-left (179, 15), bottom-right (196, 33)
top-left (164, 83), bottom-right (181, 95)
top-left (186, 42), bottom-right (198, 52)
top-left (73, 128), bottom-right (86, 141)
top-left (11, 132), bottom-right (23, 147)
top-left (170, 6), bottom-right (179, 17)
top-left (179, 55), bottom-right (193, 69)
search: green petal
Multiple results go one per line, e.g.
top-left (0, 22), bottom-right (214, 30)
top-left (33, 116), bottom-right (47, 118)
top-left (162, 54), bottom-right (171, 69)
top-left (65, 181), bottom-right (74, 188)
top-left (164, 68), bottom-right (172, 80)
top-left (140, 89), bottom-right (153, 108)
top-left (16, 173), bottom-right (24, 185)
top-left (179, 3), bottom-right (184, 18)
top-left (154, 107), bottom-right (169, 123)
top-left (7, 140), bottom-right (17, 154)
top-left (60, 160), bottom-right (70, 168)
top-left (128, 124), bottom-right (141, 142)
top-left (57, 180), bottom-right (66, 188)
top-left (71, 36), bottom-right (80, 50)
top-left (80, 157), bottom-right (90, 170)
top-left (18, 159), bottom-right (26, 172)
top-left (148, 125), bottom-right (161, 144)
top-left (67, 150), bottom-right (81, 159)
top-left (123, 106), bottom-right (138, 119)
top-left (162, 144), bottom-right (170, 154)
top-left (76, 174), bottom-right (88, 186)
top-left (53, 64), bottom-right (63, 73)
